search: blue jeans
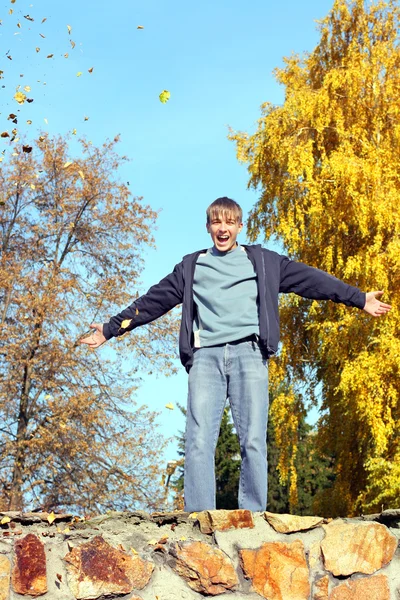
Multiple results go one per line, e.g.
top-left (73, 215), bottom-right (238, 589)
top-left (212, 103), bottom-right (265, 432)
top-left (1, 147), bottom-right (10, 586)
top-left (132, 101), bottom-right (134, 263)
top-left (184, 338), bottom-right (269, 512)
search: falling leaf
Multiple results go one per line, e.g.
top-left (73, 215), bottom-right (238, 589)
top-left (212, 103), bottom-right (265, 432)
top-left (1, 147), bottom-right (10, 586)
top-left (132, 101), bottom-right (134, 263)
top-left (7, 55), bottom-right (12, 60)
top-left (24, 14), bottom-right (34, 21)
top-left (23, 145), bottom-right (32, 153)
top-left (41, 17), bottom-right (47, 24)
top-left (44, 118), bottom-right (48, 124)
top-left (159, 90), bottom-right (171, 104)
top-left (9, 9), bottom-right (13, 14)
top-left (78, 170), bottom-right (84, 179)
top-left (120, 319), bottom-right (132, 329)
top-left (72, 128), bottom-right (77, 135)
top-left (23, 85), bottom-right (30, 92)
top-left (46, 54), bottom-right (53, 58)
top-left (76, 72), bottom-right (82, 77)
top-left (36, 47), bottom-right (40, 52)
top-left (88, 67), bottom-right (93, 73)
top-left (84, 116), bottom-right (89, 121)
top-left (47, 511), bottom-right (56, 524)
top-left (0, 158), bottom-right (4, 163)
top-left (64, 52), bottom-right (68, 58)
top-left (63, 161), bottom-right (73, 168)
top-left (39, 33), bottom-right (45, 38)
top-left (165, 403), bottom-right (174, 410)
top-left (8, 113), bottom-right (17, 121)
top-left (2, 132), bottom-right (11, 140)
top-left (30, 184), bottom-right (35, 189)
top-left (67, 24), bottom-right (72, 34)
top-left (11, 0), bottom-right (16, 3)
top-left (17, 22), bottom-right (21, 28)
top-left (137, 25), bottom-right (144, 29)
top-left (0, 516), bottom-right (11, 524)
top-left (70, 40), bottom-right (75, 49)
top-left (26, 120), bottom-right (32, 125)
top-left (14, 91), bottom-right (26, 104)
top-left (26, 98), bottom-right (34, 103)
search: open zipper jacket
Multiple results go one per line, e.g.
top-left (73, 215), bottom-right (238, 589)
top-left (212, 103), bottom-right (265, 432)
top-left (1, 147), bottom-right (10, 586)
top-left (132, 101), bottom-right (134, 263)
top-left (103, 244), bottom-right (366, 372)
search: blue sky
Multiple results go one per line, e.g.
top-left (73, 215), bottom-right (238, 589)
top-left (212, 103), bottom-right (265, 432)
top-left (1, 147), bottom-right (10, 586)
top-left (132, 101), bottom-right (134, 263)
top-left (2, 0), bottom-right (335, 467)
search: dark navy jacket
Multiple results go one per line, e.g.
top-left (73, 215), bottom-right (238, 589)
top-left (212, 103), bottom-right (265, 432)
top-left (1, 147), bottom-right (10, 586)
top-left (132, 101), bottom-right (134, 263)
top-left (103, 244), bottom-right (366, 372)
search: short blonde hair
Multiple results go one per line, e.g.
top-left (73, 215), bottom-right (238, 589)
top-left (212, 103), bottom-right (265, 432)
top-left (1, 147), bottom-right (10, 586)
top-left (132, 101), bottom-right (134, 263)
top-left (206, 197), bottom-right (243, 224)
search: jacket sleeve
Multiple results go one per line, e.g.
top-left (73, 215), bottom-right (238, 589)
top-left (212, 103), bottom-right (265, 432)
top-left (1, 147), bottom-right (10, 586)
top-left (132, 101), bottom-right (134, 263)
top-left (103, 262), bottom-right (184, 340)
top-left (279, 255), bottom-right (366, 309)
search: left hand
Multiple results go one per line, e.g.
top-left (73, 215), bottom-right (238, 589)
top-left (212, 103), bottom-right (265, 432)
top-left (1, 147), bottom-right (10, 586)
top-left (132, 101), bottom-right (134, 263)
top-left (363, 291), bottom-right (392, 317)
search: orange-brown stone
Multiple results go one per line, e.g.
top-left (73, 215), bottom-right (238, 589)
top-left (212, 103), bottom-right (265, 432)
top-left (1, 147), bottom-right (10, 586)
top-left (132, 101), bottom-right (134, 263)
top-left (64, 536), bottom-right (153, 599)
top-left (240, 539), bottom-right (310, 600)
top-left (170, 540), bottom-right (238, 595)
top-left (321, 520), bottom-right (397, 576)
top-left (0, 555), bottom-right (11, 600)
top-left (264, 511), bottom-right (324, 533)
top-left (197, 509), bottom-right (254, 534)
top-left (12, 533), bottom-right (47, 596)
top-left (314, 575), bottom-right (329, 600)
top-left (329, 574), bottom-right (390, 600)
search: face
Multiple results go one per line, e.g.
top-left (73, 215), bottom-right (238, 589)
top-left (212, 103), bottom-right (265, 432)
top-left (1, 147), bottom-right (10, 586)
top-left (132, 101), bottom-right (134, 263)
top-left (206, 212), bottom-right (243, 252)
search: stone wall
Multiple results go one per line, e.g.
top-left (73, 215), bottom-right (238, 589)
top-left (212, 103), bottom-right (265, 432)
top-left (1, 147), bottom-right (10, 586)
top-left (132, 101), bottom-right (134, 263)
top-left (0, 508), bottom-right (399, 600)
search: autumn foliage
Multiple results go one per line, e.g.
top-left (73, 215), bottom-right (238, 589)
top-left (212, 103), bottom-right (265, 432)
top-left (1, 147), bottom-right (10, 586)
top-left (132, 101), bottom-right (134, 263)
top-left (230, 0), bottom-right (400, 515)
top-left (0, 134), bottom-right (178, 513)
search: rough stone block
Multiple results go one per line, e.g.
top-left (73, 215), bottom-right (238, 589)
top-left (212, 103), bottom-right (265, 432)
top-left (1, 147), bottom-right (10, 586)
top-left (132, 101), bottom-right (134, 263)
top-left (0, 555), bottom-right (11, 600)
top-left (264, 511), bottom-right (324, 533)
top-left (329, 573), bottom-right (390, 599)
top-left (169, 540), bottom-right (239, 595)
top-left (64, 535), bottom-right (153, 599)
top-left (240, 539), bottom-right (310, 600)
top-left (12, 533), bottom-right (47, 596)
top-left (197, 509), bottom-right (254, 534)
top-left (314, 574), bottom-right (329, 600)
top-left (321, 520), bottom-right (397, 576)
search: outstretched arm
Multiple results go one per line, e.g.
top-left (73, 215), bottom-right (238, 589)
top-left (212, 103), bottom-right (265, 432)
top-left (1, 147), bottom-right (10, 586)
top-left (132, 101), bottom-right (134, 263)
top-left (363, 291), bottom-right (392, 317)
top-left (80, 323), bottom-right (106, 348)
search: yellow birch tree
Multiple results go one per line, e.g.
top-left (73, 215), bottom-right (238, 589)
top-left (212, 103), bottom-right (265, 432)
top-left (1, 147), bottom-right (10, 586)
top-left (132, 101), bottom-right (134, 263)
top-left (230, 0), bottom-right (400, 516)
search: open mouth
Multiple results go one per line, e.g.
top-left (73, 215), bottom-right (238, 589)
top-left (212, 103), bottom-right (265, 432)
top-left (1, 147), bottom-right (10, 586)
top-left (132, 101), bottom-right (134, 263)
top-left (217, 235), bottom-right (229, 243)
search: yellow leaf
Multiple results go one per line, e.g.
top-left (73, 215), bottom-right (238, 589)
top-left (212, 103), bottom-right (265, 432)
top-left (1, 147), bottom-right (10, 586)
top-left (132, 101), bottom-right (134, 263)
top-left (165, 403), bottom-right (174, 410)
top-left (59, 422), bottom-right (66, 429)
top-left (14, 91), bottom-right (26, 104)
top-left (63, 161), bottom-right (73, 168)
top-left (67, 24), bottom-right (72, 34)
top-left (76, 72), bottom-right (82, 77)
top-left (0, 516), bottom-right (11, 524)
top-left (47, 511), bottom-right (56, 524)
top-left (78, 170), bottom-right (84, 179)
top-left (179, 536), bottom-right (187, 541)
top-left (36, 47), bottom-right (40, 52)
top-left (30, 184), bottom-right (35, 190)
top-left (63, 527), bottom-right (70, 534)
top-left (189, 512), bottom-right (198, 519)
top-left (121, 319), bottom-right (132, 329)
top-left (27, 120), bottom-right (32, 125)
top-left (84, 116), bottom-right (89, 121)
top-left (159, 90), bottom-right (171, 104)
top-left (17, 22), bottom-right (21, 28)
top-left (72, 129), bottom-right (77, 135)
top-left (64, 53), bottom-right (69, 58)
top-left (130, 547), bottom-right (138, 554)
top-left (147, 539), bottom-right (157, 545)
top-left (70, 40), bottom-right (75, 49)
top-left (9, 9), bottom-right (13, 14)
top-left (137, 25), bottom-right (144, 29)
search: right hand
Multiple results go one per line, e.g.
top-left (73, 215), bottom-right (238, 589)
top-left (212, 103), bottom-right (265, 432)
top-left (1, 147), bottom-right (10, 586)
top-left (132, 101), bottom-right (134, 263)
top-left (79, 323), bottom-right (107, 348)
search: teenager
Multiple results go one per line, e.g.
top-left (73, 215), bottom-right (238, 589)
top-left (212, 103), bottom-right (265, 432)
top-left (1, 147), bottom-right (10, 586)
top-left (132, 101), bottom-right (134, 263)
top-left (81, 197), bottom-right (391, 512)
